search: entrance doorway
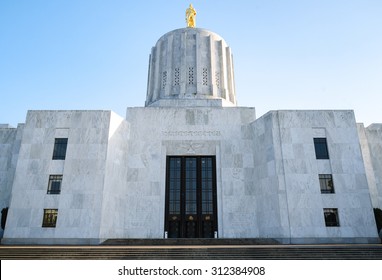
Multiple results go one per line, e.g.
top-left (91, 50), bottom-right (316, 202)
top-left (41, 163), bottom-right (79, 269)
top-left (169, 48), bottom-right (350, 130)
top-left (165, 156), bottom-right (217, 238)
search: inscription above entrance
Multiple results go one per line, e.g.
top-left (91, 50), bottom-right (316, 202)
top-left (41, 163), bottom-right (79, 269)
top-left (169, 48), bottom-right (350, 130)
top-left (162, 131), bottom-right (221, 137)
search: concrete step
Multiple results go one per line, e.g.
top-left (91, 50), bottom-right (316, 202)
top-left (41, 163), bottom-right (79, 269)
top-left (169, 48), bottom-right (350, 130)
top-left (101, 238), bottom-right (281, 246)
top-left (1, 244), bottom-right (382, 260)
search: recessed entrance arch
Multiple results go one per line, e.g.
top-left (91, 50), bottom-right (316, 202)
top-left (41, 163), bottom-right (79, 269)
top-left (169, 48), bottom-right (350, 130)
top-left (165, 156), bottom-right (217, 238)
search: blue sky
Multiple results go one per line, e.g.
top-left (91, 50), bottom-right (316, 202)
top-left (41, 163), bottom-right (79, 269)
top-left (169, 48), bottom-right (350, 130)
top-left (1, 0), bottom-right (381, 127)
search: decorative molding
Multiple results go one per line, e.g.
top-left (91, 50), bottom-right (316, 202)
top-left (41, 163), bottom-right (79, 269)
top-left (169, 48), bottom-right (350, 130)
top-left (178, 142), bottom-right (204, 154)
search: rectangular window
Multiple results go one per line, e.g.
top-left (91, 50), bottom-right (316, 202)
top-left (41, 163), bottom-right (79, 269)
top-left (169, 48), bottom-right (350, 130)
top-left (324, 208), bottom-right (340, 227)
top-left (42, 209), bottom-right (58, 228)
top-left (319, 174), bottom-right (335, 194)
top-left (314, 138), bottom-right (329, 159)
top-left (52, 138), bottom-right (68, 160)
top-left (47, 175), bottom-right (63, 194)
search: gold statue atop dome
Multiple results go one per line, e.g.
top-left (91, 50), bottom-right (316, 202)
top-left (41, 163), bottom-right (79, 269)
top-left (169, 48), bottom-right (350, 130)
top-left (186, 4), bottom-right (196, 28)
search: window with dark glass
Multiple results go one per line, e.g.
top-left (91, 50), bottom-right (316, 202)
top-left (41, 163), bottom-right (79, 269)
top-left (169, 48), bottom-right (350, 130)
top-left (319, 174), bottom-right (335, 194)
top-left (47, 175), bottom-right (63, 194)
top-left (324, 208), bottom-right (340, 227)
top-left (52, 138), bottom-right (68, 160)
top-left (314, 138), bottom-right (329, 159)
top-left (42, 209), bottom-right (58, 227)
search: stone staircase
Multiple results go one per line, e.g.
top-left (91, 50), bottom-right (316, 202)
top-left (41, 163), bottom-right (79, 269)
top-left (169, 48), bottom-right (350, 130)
top-left (102, 238), bottom-right (281, 246)
top-left (1, 240), bottom-right (382, 260)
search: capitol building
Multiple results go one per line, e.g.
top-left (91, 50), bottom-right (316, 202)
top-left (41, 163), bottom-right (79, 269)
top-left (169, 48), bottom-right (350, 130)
top-left (0, 6), bottom-right (381, 245)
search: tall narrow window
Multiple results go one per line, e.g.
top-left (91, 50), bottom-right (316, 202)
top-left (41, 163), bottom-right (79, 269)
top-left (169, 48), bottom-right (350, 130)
top-left (314, 138), bottom-right (329, 159)
top-left (162, 71), bottom-right (167, 89)
top-left (42, 209), bottom-right (58, 228)
top-left (52, 138), bottom-right (68, 160)
top-left (323, 208), bottom-right (340, 227)
top-left (215, 71), bottom-right (220, 89)
top-left (202, 68), bottom-right (208, 86)
top-left (174, 68), bottom-right (180, 86)
top-left (188, 67), bottom-right (194, 85)
top-left (319, 174), bottom-right (335, 194)
top-left (47, 175), bottom-right (63, 194)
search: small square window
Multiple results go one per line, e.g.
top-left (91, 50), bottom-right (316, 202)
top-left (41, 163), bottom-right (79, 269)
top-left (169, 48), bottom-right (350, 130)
top-left (324, 208), bottom-right (340, 227)
top-left (47, 175), bottom-right (62, 194)
top-left (52, 138), bottom-right (68, 160)
top-left (319, 174), bottom-right (335, 194)
top-left (314, 138), bottom-right (329, 159)
top-left (42, 209), bottom-right (58, 228)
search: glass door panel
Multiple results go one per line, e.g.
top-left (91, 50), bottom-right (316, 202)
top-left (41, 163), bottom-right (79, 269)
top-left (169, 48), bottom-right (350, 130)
top-left (165, 156), bottom-right (217, 238)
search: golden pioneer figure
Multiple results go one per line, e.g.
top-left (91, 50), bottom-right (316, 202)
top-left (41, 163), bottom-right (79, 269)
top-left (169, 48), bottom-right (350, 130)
top-left (186, 4), bottom-right (196, 28)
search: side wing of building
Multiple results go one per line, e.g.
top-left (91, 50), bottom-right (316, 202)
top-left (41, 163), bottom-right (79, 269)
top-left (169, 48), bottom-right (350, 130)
top-left (1, 111), bottom-right (129, 244)
top-left (252, 111), bottom-right (379, 243)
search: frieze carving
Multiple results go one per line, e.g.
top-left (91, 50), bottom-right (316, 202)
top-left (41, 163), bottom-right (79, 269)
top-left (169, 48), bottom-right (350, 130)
top-left (162, 130), bottom-right (221, 137)
top-left (178, 142), bottom-right (204, 154)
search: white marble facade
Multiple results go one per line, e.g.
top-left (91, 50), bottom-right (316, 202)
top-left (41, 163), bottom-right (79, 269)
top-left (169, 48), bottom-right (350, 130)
top-left (358, 124), bottom-right (382, 210)
top-left (252, 111), bottom-right (379, 243)
top-left (0, 27), bottom-right (381, 244)
top-left (1, 111), bottom-right (129, 244)
top-left (0, 124), bottom-right (23, 239)
top-left (1, 107), bottom-right (380, 244)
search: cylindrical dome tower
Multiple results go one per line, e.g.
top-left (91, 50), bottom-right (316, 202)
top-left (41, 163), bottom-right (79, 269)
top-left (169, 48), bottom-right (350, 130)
top-left (145, 28), bottom-right (237, 107)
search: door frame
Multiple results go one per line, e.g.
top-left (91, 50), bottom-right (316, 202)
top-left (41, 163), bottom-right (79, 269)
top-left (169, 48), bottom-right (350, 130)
top-left (164, 156), bottom-right (218, 238)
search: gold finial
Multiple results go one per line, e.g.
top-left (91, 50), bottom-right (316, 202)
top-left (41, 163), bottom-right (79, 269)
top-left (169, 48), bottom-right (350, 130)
top-left (186, 4), bottom-right (197, 28)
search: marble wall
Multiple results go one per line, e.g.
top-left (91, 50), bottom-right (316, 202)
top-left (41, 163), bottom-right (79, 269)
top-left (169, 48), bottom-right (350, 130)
top-left (251, 112), bottom-right (290, 240)
top-left (100, 112), bottom-right (130, 240)
top-left (2, 111), bottom-right (128, 244)
top-left (358, 123), bottom-right (382, 209)
top-left (253, 111), bottom-right (379, 243)
top-left (0, 125), bottom-right (23, 238)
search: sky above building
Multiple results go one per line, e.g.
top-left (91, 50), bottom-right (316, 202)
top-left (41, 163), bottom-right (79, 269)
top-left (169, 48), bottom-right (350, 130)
top-left (1, 0), bottom-right (381, 127)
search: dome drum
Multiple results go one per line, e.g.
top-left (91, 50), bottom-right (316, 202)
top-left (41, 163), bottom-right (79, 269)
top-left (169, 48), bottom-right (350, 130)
top-left (145, 28), bottom-right (236, 107)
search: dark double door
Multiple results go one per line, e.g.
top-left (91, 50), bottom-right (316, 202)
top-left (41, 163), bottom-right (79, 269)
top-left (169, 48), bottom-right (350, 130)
top-left (165, 156), bottom-right (217, 238)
